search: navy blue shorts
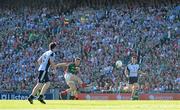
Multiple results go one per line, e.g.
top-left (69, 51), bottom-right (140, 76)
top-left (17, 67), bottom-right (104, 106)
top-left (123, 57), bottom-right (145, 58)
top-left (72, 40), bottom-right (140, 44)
top-left (129, 77), bottom-right (138, 84)
top-left (38, 71), bottom-right (50, 83)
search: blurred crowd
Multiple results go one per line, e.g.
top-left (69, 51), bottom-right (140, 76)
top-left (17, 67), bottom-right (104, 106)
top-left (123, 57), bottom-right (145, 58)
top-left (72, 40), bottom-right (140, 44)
top-left (0, 0), bottom-right (179, 94)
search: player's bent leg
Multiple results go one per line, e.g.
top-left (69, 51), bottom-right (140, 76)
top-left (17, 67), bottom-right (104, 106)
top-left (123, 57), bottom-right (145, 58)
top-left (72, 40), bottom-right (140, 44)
top-left (131, 83), bottom-right (139, 100)
top-left (131, 84), bottom-right (135, 100)
top-left (67, 81), bottom-right (78, 100)
top-left (31, 83), bottom-right (44, 96)
top-left (28, 83), bottom-right (43, 104)
top-left (63, 73), bottom-right (79, 100)
top-left (61, 73), bottom-right (73, 100)
top-left (73, 75), bottom-right (83, 84)
top-left (60, 81), bottom-right (76, 100)
top-left (72, 75), bottom-right (88, 88)
top-left (129, 84), bottom-right (136, 100)
top-left (71, 90), bottom-right (78, 100)
top-left (128, 84), bottom-right (133, 92)
top-left (40, 82), bottom-right (50, 95)
top-left (38, 82), bottom-right (50, 104)
top-left (59, 89), bottom-right (71, 100)
top-left (134, 83), bottom-right (139, 99)
top-left (123, 85), bottom-right (130, 93)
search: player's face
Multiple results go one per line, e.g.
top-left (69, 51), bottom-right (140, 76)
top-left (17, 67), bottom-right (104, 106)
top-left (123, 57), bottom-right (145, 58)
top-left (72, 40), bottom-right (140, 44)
top-left (132, 57), bottom-right (137, 64)
top-left (75, 59), bottom-right (80, 66)
top-left (52, 47), bottom-right (57, 52)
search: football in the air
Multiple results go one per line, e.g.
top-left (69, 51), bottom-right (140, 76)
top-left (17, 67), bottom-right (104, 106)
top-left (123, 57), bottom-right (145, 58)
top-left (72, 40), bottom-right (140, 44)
top-left (116, 60), bottom-right (123, 68)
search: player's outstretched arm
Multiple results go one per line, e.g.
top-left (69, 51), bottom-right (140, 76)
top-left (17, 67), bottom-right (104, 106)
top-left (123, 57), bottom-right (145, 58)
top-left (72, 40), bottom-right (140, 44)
top-left (50, 59), bottom-right (56, 69)
top-left (124, 67), bottom-right (129, 77)
top-left (56, 63), bottom-right (67, 68)
top-left (48, 59), bottom-right (57, 75)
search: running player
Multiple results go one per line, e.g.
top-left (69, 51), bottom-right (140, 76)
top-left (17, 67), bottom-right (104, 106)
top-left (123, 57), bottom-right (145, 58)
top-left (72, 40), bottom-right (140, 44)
top-left (28, 42), bottom-right (57, 104)
top-left (124, 55), bottom-right (145, 100)
top-left (56, 57), bottom-right (87, 100)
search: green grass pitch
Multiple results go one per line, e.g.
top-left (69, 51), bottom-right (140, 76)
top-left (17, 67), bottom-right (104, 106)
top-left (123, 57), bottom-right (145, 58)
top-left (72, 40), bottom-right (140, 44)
top-left (0, 100), bottom-right (179, 110)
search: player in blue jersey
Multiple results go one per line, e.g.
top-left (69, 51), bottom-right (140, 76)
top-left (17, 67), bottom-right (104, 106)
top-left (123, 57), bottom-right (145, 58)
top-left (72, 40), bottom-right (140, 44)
top-left (28, 42), bottom-right (57, 104)
top-left (125, 56), bottom-right (146, 100)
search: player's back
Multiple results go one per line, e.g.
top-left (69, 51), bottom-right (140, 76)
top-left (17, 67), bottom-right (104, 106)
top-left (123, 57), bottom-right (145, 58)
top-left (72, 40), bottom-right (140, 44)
top-left (38, 50), bottom-right (55, 72)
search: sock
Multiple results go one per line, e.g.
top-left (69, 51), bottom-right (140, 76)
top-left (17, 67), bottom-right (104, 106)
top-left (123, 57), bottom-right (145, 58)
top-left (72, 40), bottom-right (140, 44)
top-left (134, 90), bottom-right (139, 96)
top-left (39, 95), bottom-right (44, 99)
top-left (29, 95), bottom-right (35, 99)
top-left (132, 90), bottom-right (139, 100)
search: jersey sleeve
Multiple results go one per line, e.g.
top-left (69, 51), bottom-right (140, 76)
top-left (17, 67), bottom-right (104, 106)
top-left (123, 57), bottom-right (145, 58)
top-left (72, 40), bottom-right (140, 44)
top-left (127, 64), bottom-right (130, 69)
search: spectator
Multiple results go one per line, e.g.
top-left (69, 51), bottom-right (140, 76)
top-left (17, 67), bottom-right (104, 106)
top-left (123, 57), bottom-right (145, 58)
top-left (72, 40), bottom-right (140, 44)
top-left (0, 0), bottom-right (179, 94)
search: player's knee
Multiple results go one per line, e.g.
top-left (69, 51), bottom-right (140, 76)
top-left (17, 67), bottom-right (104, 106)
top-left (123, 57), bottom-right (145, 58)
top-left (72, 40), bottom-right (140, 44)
top-left (69, 87), bottom-right (76, 92)
top-left (133, 84), bottom-right (138, 90)
top-left (78, 80), bottom-right (83, 85)
top-left (71, 86), bottom-right (77, 91)
top-left (70, 76), bottom-right (75, 81)
top-left (68, 83), bottom-right (76, 91)
top-left (76, 77), bottom-right (82, 83)
top-left (36, 83), bottom-right (43, 88)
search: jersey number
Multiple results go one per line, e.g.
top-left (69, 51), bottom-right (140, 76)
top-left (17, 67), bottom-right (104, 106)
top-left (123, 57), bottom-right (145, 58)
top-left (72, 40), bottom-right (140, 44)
top-left (42, 55), bottom-right (47, 63)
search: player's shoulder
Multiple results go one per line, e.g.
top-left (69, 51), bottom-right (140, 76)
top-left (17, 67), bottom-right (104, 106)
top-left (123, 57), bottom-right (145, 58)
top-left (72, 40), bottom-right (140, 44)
top-left (43, 50), bottom-right (50, 54)
top-left (68, 62), bottom-right (76, 67)
top-left (45, 50), bottom-right (55, 56)
top-left (127, 63), bottom-right (132, 67)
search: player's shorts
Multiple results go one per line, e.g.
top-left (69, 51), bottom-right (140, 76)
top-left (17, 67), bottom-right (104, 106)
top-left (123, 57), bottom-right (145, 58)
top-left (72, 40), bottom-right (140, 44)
top-left (64, 72), bottom-right (73, 83)
top-left (38, 70), bottom-right (49, 83)
top-left (129, 77), bottom-right (138, 84)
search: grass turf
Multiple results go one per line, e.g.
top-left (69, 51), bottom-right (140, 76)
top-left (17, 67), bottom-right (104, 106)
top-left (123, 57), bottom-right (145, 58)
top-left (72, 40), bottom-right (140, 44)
top-left (0, 100), bottom-right (179, 110)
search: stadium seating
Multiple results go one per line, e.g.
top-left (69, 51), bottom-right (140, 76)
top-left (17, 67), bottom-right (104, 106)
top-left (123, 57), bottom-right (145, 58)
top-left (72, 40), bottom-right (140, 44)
top-left (0, 0), bottom-right (179, 94)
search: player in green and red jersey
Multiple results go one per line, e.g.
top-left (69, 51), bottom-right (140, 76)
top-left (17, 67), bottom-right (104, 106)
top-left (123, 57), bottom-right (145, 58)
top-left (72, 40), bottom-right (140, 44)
top-left (56, 57), bottom-right (87, 99)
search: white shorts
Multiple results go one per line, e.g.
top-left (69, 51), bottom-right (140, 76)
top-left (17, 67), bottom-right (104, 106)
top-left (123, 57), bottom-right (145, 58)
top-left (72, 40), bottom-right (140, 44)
top-left (64, 72), bottom-right (73, 83)
top-left (64, 72), bottom-right (83, 86)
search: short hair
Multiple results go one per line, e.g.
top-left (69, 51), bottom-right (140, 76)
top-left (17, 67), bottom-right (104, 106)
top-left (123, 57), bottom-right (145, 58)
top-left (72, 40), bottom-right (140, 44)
top-left (49, 42), bottom-right (57, 50)
top-left (132, 55), bottom-right (137, 59)
top-left (75, 57), bottom-right (81, 61)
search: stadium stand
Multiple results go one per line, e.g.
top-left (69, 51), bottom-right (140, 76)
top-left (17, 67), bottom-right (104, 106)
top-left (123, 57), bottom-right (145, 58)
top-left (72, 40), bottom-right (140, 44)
top-left (0, 0), bottom-right (179, 95)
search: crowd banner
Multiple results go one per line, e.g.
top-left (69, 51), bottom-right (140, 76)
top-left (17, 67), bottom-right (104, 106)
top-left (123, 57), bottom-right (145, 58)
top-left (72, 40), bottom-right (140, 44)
top-left (0, 92), bottom-right (53, 100)
top-left (139, 93), bottom-right (180, 100)
top-left (78, 93), bottom-right (180, 100)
